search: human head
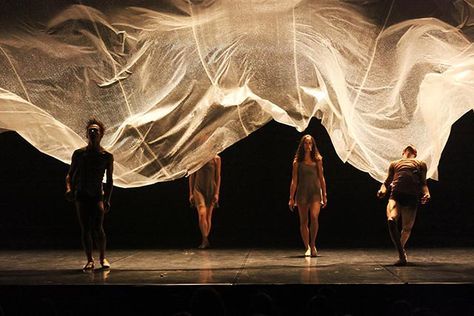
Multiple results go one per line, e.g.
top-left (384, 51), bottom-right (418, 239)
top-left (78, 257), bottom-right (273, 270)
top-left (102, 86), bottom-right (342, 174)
top-left (190, 287), bottom-right (226, 316)
top-left (402, 145), bottom-right (417, 158)
top-left (86, 118), bottom-right (105, 145)
top-left (295, 134), bottom-right (322, 162)
top-left (306, 294), bottom-right (335, 316)
top-left (249, 291), bottom-right (276, 316)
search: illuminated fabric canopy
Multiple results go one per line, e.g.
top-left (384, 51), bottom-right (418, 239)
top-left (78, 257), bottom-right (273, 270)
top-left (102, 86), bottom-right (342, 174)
top-left (0, 0), bottom-right (473, 187)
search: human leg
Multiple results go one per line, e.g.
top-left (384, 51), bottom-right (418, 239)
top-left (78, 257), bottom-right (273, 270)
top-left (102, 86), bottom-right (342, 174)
top-left (193, 191), bottom-right (210, 248)
top-left (400, 206), bottom-right (417, 250)
top-left (197, 205), bottom-right (210, 248)
top-left (386, 199), bottom-right (406, 264)
top-left (92, 200), bottom-right (107, 267)
top-left (206, 203), bottom-right (215, 236)
top-left (76, 200), bottom-right (94, 268)
top-left (297, 204), bottom-right (310, 255)
top-left (386, 199), bottom-right (400, 222)
top-left (309, 201), bottom-right (321, 256)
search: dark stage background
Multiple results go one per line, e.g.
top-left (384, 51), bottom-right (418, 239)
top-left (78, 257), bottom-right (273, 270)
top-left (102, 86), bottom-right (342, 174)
top-left (0, 0), bottom-right (473, 250)
top-left (0, 112), bottom-right (472, 249)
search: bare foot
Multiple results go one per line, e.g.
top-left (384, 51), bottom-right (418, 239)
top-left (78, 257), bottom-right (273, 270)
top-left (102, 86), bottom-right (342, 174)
top-left (394, 250), bottom-right (408, 266)
top-left (100, 258), bottom-right (111, 269)
top-left (82, 260), bottom-right (94, 271)
top-left (393, 258), bottom-right (407, 266)
top-left (198, 239), bottom-right (210, 249)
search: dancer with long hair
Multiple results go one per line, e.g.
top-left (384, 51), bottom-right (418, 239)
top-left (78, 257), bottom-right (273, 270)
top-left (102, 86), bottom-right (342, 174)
top-left (289, 135), bottom-right (327, 257)
top-left (189, 155), bottom-right (221, 249)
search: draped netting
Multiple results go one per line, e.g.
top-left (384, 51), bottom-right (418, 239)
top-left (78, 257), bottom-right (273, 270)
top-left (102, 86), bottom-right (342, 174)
top-left (0, 0), bottom-right (473, 187)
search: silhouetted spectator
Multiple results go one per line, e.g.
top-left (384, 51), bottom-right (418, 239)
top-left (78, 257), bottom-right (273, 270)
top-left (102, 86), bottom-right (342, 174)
top-left (441, 298), bottom-right (474, 316)
top-left (387, 299), bottom-right (413, 316)
top-left (249, 291), bottom-right (277, 316)
top-left (190, 287), bottom-right (226, 316)
top-left (306, 294), bottom-right (336, 316)
top-left (412, 307), bottom-right (439, 316)
top-left (172, 312), bottom-right (192, 316)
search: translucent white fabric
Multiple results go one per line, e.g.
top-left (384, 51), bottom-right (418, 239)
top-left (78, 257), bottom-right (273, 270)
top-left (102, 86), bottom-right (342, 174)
top-left (0, 0), bottom-right (473, 187)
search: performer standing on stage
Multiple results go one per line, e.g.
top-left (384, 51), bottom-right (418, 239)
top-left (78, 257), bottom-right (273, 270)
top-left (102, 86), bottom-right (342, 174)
top-left (289, 135), bottom-right (327, 257)
top-left (377, 145), bottom-right (430, 266)
top-left (65, 119), bottom-right (114, 270)
top-left (189, 155), bottom-right (221, 249)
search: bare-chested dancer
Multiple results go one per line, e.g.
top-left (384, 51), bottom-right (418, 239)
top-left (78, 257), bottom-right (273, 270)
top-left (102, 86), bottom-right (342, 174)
top-left (66, 119), bottom-right (114, 270)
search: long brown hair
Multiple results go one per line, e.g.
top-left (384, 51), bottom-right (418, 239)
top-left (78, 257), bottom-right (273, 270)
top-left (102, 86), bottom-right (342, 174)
top-left (294, 134), bottom-right (322, 162)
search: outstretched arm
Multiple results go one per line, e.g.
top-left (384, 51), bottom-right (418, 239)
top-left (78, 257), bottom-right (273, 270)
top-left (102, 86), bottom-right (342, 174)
top-left (103, 154), bottom-right (114, 212)
top-left (289, 160), bottom-right (298, 211)
top-left (317, 159), bottom-right (327, 208)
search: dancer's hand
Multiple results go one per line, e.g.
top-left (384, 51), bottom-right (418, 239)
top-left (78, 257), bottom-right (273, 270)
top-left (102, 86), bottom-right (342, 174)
top-left (421, 192), bottom-right (431, 204)
top-left (65, 190), bottom-right (74, 202)
top-left (104, 201), bottom-right (111, 213)
top-left (288, 198), bottom-right (295, 212)
top-left (212, 194), bottom-right (219, 205)
top-left (321, 195), bottom-right (328, 208)
top-left (377, 188), bottom-right (386, 199)
top-left (189, 194), bottom-right (194, 207)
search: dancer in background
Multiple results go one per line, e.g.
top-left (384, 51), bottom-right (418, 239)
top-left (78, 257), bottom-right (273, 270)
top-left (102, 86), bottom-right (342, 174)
top-left (289, 135), bottom-right (327, 257)
top-left (377, 145), bottom-right (430, 266)
top-left (65, 119), bottom-right (114, 270)
top-left (189, 155), bottom-right (221, 249)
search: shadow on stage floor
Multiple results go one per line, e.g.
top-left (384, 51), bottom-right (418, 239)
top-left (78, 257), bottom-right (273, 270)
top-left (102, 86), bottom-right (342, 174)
top-left (0, 248), bottom-right (473, 315)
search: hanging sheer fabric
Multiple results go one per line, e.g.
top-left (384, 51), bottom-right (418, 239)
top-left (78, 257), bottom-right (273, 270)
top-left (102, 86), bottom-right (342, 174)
top-left (0, 0), bottom-right (473, 187)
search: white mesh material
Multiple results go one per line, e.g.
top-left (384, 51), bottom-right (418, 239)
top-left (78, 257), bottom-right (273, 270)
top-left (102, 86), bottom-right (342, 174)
top-left (0, 0), bottom-right (473, 187)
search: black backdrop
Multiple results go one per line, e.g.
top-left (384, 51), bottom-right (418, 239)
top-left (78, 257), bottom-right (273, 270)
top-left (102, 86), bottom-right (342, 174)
top-left (0, 112), bottom-right (472, 249)
top-left (0, 0), bottom-right (473, 249)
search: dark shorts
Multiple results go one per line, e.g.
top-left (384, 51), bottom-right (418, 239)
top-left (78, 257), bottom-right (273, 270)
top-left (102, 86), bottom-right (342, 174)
top-left (75, 190), bottom-right (103, 203)
top-left (75, 192), bottom-right (105, 223)
top-left (390, 191), bottom-right (419, 208)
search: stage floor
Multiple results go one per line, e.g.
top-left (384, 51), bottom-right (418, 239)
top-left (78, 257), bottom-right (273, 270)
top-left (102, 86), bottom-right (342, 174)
top-left (0, 248), bottom-right (473, 285)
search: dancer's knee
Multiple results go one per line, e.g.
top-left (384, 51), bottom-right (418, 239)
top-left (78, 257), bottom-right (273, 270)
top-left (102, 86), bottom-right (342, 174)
top-left (93, 230), bottom-right (106, 243)
top-left (198, 213), bottom-right (207, 224)
top-left (81, 224), bottom-right (92, 235)
top-left (401, 227), bottom-right (412, 234)
top-left (310, 214), bottom-right (319, 224)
